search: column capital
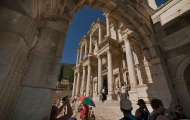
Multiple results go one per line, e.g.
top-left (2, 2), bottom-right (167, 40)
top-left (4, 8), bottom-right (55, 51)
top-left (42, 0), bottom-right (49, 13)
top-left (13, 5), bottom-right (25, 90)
top-left (83, 66), bottom-right (86, 69)
top-left (107, 50), bottom-right (112, 54)
top-left (97, 55), bottom-right (102, 59)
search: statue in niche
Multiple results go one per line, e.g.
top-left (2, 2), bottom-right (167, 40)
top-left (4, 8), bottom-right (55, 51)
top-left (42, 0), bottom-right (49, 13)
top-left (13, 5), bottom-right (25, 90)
top-left (94, 81), bottom-right (97, 93)
top-left (114, 77), bottom-right (119, 89)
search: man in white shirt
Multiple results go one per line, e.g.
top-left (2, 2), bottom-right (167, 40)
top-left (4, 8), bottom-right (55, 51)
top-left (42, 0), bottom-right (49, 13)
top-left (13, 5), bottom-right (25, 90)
top-left (102, 87), bottom-right (106, 103)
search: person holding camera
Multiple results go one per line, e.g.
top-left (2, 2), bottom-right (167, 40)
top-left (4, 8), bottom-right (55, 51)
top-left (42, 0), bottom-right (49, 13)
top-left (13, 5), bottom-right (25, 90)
top-left (43, 96), bottom-right (73, 120)
top-left (135, 99), bottom-right (150, 120)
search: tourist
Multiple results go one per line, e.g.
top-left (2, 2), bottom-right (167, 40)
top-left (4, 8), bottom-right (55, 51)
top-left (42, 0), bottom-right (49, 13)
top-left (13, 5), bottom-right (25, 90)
top-left (120, 99), bottom-right (142, 120)
top-left (148, 99), bottom-right (169, 120)
top-left (121, 83), bottom-right (127, 99)
top-left (43, 97), bottom-right (73, 120)
top-left (117, 87), bottom-right (121, 100)
top-left (135, 99), bottom-right (149, 120)
top-left (80, 103), bottom-right (89, 120)
top-left (102, 87), bottom-right (106, 103)
top-left (173, 105), bottom-right (188, 119)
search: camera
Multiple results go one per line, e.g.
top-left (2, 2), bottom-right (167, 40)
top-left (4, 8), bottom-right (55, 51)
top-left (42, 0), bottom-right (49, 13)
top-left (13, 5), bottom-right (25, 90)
top-left (62, 96), bottom-right (68, 101)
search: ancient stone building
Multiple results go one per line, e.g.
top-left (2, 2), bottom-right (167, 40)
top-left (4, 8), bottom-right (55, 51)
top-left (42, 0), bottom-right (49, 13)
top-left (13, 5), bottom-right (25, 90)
top-left (0, 0), bottom-right (190, 119)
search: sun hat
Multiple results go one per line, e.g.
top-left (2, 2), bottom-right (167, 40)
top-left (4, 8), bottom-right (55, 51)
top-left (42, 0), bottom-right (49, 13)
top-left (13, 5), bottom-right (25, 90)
top-left (137, 99), bottom-right (146, 105)
top-left (120, 99), bottom-right (132, 110)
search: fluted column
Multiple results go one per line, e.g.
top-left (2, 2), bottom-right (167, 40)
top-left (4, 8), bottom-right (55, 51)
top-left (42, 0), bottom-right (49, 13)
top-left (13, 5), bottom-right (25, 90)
top-left (124, 37), bottom-right (137, 89)
top-left (107, 51), bottom-right (114, 94)
top-left (89, 35), bottom-right (92, 54)
top-left (79, 46), bottom-right (83, 63)
top-left (76, 72), bottom-right (81, 97)
top-left (72, 73), bottom-right (77, 98)
top-left (76, 49), bottom-right (79, 65)
top-left (105, 13), bottom-right (110, 37)
top-left (85, 43), bottom-right (87, 58)
top-left (81, 66), bottom-right (86, 95)
top-left (98, 56), bottom-right (102, 95)
top-left (86, 64), bottom-right (91, 97)
top-left (98, 23), bottom-right (102, 44)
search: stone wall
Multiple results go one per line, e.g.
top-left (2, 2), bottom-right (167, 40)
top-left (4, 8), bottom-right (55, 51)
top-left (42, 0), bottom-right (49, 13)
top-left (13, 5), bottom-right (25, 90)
top-left (152, 0), bottom-right (190, 117)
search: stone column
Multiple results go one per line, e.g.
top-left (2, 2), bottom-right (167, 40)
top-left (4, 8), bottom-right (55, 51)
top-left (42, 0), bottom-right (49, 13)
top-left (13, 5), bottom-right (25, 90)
top-left (79, 46), bottom-right (83, 63)
top-left (105, 13), bottom-right (110, 36)
top-left (81, 66), bottom-right (86, 96)
top-left (137, 67), bottom-right (143, 85)
top-left (98, 23), bottom-right (102, 44)
top-left (85, 43), bottom-right (87, 58)
top-left (72, 73), bottom-right (77, 98)
top-left (89, 35), bottom-right (92, 54)
top-left (107, 51), bottom-right (114, 95)
top-left (76, 72), bottom-right (81, 97)
top-left (124, 37), bottom-right (137, 89)
top-left (76, 49), bottom-right (79, 65)
top-left (86, 64), bottom-right (91, 97)
top-left (98, 56), bottom-right (102, 96)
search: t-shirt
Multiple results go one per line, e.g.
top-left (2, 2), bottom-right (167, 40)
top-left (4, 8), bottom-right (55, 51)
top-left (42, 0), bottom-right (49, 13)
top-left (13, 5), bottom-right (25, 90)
top-left (121, 86), bottom-right (126, 93)
top-left (80, 105), bottom-right (89, 119)
top-left (102, 89), bottom-right (105, 94)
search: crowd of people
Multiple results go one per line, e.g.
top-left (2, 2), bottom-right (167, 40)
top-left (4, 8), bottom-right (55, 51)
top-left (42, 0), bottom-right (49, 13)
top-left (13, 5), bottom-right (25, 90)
top-left (120, 98), bottom-right (189, 120)
top-left (43, 82), bottom-right (189, 120)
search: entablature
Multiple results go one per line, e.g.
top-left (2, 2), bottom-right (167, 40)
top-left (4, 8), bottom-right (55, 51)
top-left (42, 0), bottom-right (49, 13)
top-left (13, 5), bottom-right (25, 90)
top-left (97, 36), bottom-right (120, 56)
top-left (82, 55), bottom-right (98, 67)
top-left (79, 35), bottom-right (89, 47)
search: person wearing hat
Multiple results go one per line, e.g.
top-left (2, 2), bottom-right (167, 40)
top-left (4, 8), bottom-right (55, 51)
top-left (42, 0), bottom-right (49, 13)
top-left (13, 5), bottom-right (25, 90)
top-left (120, 99), bottom-right (142, 120)
top-left (135, 99), bottom-right (150, 120)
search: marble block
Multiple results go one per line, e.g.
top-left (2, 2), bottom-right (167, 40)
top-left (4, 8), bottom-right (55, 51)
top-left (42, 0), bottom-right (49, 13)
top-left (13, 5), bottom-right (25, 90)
top-left (12, 86), bottom-right (52, 120)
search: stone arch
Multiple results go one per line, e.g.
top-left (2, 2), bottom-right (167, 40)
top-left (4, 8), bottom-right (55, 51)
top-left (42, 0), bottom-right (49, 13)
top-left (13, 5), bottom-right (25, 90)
top-left (0, 0), bottom-right (160, 119)
top-left (175, 54), bottom-right (190, 81)
top-left (173, 54), bottom-right (190, 117)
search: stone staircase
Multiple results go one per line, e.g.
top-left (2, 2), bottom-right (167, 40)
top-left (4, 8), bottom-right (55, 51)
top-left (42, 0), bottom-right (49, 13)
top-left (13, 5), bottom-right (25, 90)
top-left (91, 100), bottom-right (139, 120)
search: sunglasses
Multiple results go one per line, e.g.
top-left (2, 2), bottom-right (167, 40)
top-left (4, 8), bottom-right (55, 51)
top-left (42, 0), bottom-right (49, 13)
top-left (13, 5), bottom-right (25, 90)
top-left (177, 109), bottom-right (183, 111)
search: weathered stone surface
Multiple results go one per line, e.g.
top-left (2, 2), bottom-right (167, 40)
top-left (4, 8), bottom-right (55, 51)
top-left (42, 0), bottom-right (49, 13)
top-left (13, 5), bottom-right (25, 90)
top-left (0, 32), bottom-right (22, 91)
top-left (12, 87), bottom-right (52, 120)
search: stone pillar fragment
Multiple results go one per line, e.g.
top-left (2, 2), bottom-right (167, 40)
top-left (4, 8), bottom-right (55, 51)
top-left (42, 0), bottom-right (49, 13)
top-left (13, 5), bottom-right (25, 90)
top-left (89, 35), bottom-right (92, 54)
top-left (72, 73), bottom-right (77, 98)
top-left (76, 49), bottom-right (79, 65)
top-left (76, 72), bottom-right (81, 97)
top-left (81, 66), bottom-right (86, 96)
top-left (86, 64), bottom-right (91, 97)
top-left (98, 23), bottom-right (102, 44)
top-left (124, 37), bottom-right (137, 89)
top-left (98, 56), bottom-right (102, 96)
top-left (79, 46), bottom-right (83, 63)
top-left (105, 13), bottom-right (110, 37)
top-left (107, 51), bottom-right (114, 97)
top-left (85, 43), bottom-right (87, 58)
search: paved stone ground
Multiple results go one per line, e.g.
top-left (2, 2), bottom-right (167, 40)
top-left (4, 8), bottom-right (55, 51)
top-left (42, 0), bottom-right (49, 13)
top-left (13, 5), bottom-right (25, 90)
top-left (92, 100), bottom-right (139, 120)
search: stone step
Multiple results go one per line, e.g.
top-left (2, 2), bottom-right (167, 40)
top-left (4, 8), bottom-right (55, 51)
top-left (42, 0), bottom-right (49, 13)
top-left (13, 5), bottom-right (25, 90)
top-left (92, 100), bottom-right (139, 120)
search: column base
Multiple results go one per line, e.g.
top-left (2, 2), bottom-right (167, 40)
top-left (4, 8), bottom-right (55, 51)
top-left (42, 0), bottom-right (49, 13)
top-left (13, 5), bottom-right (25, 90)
top-left (128, 90), bottom-right (138, 101)
top-left (107, 93), bottom-right (117, 100)
top-left (92, 94), bottom-right (102, 101)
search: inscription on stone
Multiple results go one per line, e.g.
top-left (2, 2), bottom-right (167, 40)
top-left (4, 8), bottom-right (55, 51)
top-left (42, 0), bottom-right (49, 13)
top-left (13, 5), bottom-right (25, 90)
top-left (159, 26), bottom-right (190, 51)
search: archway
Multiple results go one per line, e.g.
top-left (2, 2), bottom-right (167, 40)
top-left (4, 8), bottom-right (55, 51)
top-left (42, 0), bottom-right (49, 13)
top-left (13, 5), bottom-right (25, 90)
top-left (173, 55), bottom-right (190, 117)
top-left (0, 0), bottom-right (172, 120)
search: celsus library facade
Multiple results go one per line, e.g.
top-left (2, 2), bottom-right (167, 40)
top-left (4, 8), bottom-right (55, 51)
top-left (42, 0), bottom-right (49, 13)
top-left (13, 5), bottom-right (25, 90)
top-left (0, 0), bottom-right (190, 119)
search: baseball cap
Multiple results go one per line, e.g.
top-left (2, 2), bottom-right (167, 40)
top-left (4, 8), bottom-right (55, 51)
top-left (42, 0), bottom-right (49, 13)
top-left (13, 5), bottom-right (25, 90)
top-left (120, 99), bottom-right (132, 110)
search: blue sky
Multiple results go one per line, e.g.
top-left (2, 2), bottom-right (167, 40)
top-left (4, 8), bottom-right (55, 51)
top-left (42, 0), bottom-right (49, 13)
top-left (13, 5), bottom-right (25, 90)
top-left (61, 0), bottom-right (168, 64)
